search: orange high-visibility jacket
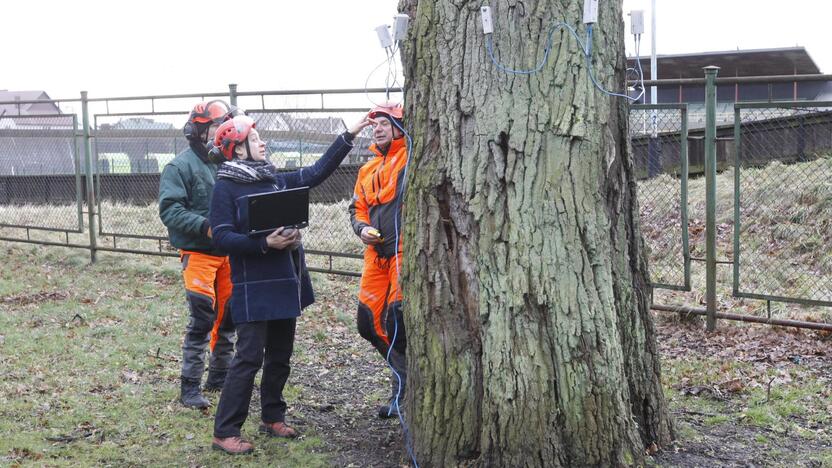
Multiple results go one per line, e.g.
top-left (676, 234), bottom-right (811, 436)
top-left (348, 137), bottom-right (408, 259)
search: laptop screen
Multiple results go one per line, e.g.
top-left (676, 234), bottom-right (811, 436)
top-left (246, 186), bottom-right (310, 235)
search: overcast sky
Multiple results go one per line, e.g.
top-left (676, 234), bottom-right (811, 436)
top-left (1, 0), bottom-right (830, 101)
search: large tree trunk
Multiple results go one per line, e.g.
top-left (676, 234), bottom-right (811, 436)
top-left (398, 1), bottom-right (673, 466)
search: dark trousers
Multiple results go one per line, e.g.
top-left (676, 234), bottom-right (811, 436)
top-left (213, 319), bottom-right (296, 438)
top-left (182, 297), bottom-right (235, 380)
top-left (357, 299), bottom-right (407, 398)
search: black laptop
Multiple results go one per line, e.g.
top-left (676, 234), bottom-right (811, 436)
top-left (245, 186), bottom-right (310, 236)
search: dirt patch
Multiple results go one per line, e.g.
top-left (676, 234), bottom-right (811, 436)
top-left (276, 295), bottom-right (830, 467)
top-left (290, 312), bottom-right (409, 468)
top-left (655, 411), bottom-right (830, 467)
top-left (653, 318), bottom-right (832, 467)
top-left (1, 291), bottom-right (68, 306)
top-left (657, 318), bottom-right (830, 364)
top-left (244, 276), bottom-right (409, 467)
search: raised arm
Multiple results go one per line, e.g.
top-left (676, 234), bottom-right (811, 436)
top-left (282, 115), bottom-right (374, 189)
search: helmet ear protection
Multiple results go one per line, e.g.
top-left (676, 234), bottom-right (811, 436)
top-left (182, 120), bottom-right (199, 140)
top-left (207, 142), bottom-right (225, 163)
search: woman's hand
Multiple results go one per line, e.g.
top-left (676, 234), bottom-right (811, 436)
top-left (348, 113), bottom-right (376, 137)
top-left (266, 227), bottom-right (300, 250)
top-left (360, 226), bottom-right (383, 245)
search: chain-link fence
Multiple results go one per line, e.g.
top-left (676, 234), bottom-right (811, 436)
top-left (0, 111), bottom-right (85, 241)
top-left (0, 89), bottom-right (395, 274)
top-left (733, 102), bottom-right (832, 306)
top-left (631, 104), bottom-right (690, 291)
top-left (80, 89), bottom-right (395, 273)
top-left (1, 85), bottom-right (830, 328)
top-left (93, 110), bottom-right (188, 256)
top-left (83, 96), bottom-right (221, 256)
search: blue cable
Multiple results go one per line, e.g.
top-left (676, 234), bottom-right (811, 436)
top-left (384, 117), bottom-right (418, 468)
top-left (485, 21), bottom-right (578, 75)
top-left (487, 20), bottom-right (645, 102)
top-left (485, 28), bottom-right (554, 75)
top-left (367, 41), bottom-right (418, 466)
top-left (584, 24), bottom-right (642, 101)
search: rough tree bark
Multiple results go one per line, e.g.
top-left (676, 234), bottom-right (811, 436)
top-left (398, 1), bottom-right (673, 466)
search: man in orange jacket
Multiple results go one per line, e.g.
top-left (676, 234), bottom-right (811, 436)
top-left (348, 103), bottom-right (409, 419)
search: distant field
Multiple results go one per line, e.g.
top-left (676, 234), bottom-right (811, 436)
top-left (0, 198), bottom-right (362, 273)
top-left (96, 151), bottom-right (325, 174)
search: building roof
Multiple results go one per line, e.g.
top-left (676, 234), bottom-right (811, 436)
top-left (627, 47), bottom-right (821, 79)
top-left (105, 117), bottom-right (175, 130)
top-left (0, 90), bottom-right (60, 116)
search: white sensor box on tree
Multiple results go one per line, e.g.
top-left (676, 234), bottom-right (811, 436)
top-left (480, 6), bottom-right (493, 34)
top-left (392, 14), bottom-right (409, 41)
top-left (630, 10), bottom-right (644, 35)
top-left (583, 0), bottom-right (598, 24)
top-left (375, 24), bottom-right (394, 48)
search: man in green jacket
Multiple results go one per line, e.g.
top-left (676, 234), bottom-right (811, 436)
top-left (159, 100), bottom-right (236, 408)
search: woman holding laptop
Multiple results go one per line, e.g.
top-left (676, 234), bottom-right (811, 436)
top-left (208, 113), bottom-right (372, 454)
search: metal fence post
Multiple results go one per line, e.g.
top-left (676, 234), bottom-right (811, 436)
top-left (81, 91), bottom-right (98, 263)
top-left (703, 66), bottom-right (720, 331)
top-left (733, 105), bottom-right (742, 298)
top-left (229, 83), bottom-right (238, 107)
top-left (680, 105), bottom-right (691, 290)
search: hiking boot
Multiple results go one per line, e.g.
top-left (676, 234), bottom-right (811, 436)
top-left (378, 375), bottom-right (405, 419)
top-left (203, 370), bottom-right (227, 393)
top-left (259, 421), bottom-right (299, 439)
top-left (212, 436), bottom-right (253, 455)
top-left (377, 400), bottom-right (404, 419)
top-left (180, 377), bottom-right (210, 409)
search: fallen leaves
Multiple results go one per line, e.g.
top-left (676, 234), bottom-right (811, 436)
top-left (659, 321), bottom-right (829, 365)
top-left (1, 291), bottom-right (69, 306)
top-left (720, 378), bottom-right (745, 394)
top-left (120, 370), bottom-right (141, 384)
top-left (45, 422), bottom-right (105, 444)
top-left (5, 447), bottom-right (43, 462)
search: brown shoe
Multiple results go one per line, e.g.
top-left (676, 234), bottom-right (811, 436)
top-left (259, 421), bottom-right (298, 439)
top-left (212, 436), bottom-right (254, 455)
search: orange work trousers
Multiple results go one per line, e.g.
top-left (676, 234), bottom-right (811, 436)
top-left (357, 248), bottom-right (404, 352)
top-left (179, 250), bottom-right (233, 351)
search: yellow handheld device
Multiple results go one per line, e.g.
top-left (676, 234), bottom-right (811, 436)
top-left (367, 228), bottom-right (383, 241)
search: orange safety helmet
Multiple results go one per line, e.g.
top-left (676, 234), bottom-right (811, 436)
top-left (368, 102), bottom-right (403, 121)
top-left (190, 100), bottom-right (234, 124)
top-left (212, 115), bottom-right (256, 160)
top-left (184, 100), bottom-right (235, 141)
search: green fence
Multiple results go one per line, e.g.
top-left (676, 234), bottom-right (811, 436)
top-left (0, 81), bottom-right (830, 330)
top-left (0, 112), bottom-right (85, 244)
top-left (733, 102), bottom-right (832, 307)
top-left (0, 87), bottom-right (401, 276)
top-left (632, 71), bottom-right (832, 331)
top-left (631, 103), bottom-right (690, 291)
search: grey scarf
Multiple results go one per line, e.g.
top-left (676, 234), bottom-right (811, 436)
top-left (217, 160), bottom-right (276, 184)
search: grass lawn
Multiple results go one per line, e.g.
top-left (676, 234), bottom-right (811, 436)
top-left (1, 244), bottom-right (829, 467)
top-left (0, 245), bottom-right (402, 467)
